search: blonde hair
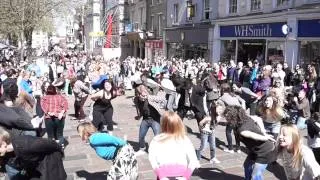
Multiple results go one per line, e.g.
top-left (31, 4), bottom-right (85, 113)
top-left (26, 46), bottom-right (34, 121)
top-left (0, 127), bottom-right (11, 156)
top-left (160, 111), bottom-right (186, 141)
top-left (279, 125), bottom-right (302, 168)
top-left (15, 92), bottom-right (34, 114)
top-left (77, 122), bottom-right (97, 141)
top-left (0, 127), bottom-right (11, 144)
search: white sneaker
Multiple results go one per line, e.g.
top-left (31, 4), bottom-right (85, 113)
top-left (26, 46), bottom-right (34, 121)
top-left (210, 157), bottom-right (221, 164)
top-left (224, 149), bottom-right (234, 154)
top-left (135, 150), bottom-right (146, 156)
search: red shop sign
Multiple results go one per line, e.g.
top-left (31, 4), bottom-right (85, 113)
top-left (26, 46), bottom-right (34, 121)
top-left (146, 40), bottom-right (163, 49)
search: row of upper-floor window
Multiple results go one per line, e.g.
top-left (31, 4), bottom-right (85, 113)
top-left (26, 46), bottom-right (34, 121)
top-left (169, 0), bottom-right (319, 22)
top-left (127, 0), bottom-right (162, 5)
top-left (124, 0), bottom-right (319, 26)
top-left (228, 0), bottom-right (319, 14)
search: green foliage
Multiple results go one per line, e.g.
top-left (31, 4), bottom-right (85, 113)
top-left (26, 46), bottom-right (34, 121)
top-left (0, 0), bottom-right (82, 42)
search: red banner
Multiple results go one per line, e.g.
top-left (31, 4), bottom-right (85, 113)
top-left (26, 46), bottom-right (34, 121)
top-left (104, 15), bottom-right (113, 48)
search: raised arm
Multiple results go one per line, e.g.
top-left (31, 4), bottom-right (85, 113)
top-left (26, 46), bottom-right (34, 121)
top-left (91, 90), bottom-right (103, 101)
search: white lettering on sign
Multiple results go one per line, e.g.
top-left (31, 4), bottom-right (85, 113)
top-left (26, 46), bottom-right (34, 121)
top-left (234, 24), bottom-right (272, 37)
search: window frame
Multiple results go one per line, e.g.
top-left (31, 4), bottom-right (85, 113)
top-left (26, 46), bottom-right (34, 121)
top-left (150, 15), bottom-right (155, 31)
top-left (228, 0), bottom-right (238, 15)
top-left (250, 0), bottom-right (262, 12)
top-left (173, 3), bottom-right (179, 24)
top-left (203, 0), bottom-right (211, 20)
top-left (158, 13), bottom-right (163, 37)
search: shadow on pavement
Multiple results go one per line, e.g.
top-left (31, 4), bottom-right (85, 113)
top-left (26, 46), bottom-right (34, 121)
top-left (76, 170), bottom-right (108, 180)
top-left (185, 125), bottom-right (200, 138)
top-left (127, 140), bottom-right (141, 151)
top-left (194, 168), bottom-right (243, 180)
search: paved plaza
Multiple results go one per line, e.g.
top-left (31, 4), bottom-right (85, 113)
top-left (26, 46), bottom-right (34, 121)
top-left (63, 90), bottom-right (286, 180)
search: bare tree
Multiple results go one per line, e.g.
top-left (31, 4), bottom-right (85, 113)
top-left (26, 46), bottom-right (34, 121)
top-left (0, 0), bottom-right (83, 60)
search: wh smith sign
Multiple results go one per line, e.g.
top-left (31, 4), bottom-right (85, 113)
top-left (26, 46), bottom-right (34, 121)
top-left (220, 22), bottom-right (286, 37)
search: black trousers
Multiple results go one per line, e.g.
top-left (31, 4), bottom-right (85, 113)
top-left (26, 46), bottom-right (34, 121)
top-left (92, 106), bottom-right (114, 131)
top-left (312, 147), bottom-right (320, 165)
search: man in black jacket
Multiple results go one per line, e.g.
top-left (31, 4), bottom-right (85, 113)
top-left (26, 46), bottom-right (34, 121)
top-left (0, 127), bottom-right (66, 180)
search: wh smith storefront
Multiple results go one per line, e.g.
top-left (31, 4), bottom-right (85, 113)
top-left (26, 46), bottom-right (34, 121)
top-left (212, 14), bottom-right (320, 69)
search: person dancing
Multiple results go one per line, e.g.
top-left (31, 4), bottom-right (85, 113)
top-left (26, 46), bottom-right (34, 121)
top-left (77, 122), bottom-right (138, 180)
top-left (223, 106), bottom-right (277, 180)
top-left (91, 79), bottom-right (117, 133)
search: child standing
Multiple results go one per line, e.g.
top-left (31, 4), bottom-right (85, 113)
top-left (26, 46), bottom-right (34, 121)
top-left (77, 122), bottom-right (138, 180)
top-left (196, 100), bottom-right (225, 164)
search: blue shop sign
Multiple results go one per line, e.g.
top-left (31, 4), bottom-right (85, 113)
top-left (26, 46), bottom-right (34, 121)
top-left (298, 19), bottom-right (320, 37)
top-left (220, 22), bottom-right (286, 37)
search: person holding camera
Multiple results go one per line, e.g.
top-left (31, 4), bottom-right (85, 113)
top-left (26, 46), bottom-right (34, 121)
top-left (293, 89), bottom-right (311, 130)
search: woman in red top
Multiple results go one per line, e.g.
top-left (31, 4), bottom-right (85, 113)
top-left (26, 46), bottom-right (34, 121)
top-left (40, 85), bottom-right (68, 148)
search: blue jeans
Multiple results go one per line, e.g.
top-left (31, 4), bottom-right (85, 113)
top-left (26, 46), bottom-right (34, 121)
top-left (139, 119), bottom-right (160, 149)
top-left (243, 157), bottom-right (268, 180)
top-left (263, 121), bottom-right (281, 139)
top-left (166, 93), bottom-right (177, 111)
top-left (5, 164), bottom-right (25, 180)
top-left (297, 117), bottom-right (307, 129)
top-left (196, 132), bottom-right (216, 160)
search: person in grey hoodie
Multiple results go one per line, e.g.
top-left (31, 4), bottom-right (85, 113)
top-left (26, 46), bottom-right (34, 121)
top-left (219, 83), bottom-right (245, 153)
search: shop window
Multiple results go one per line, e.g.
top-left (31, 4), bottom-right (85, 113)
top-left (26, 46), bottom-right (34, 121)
top-left (267, 41), bottom-right (285, 65)
top-left (299, 41), bottom-right (320, 68)
top-left (251, 0), bottom-right (261, 11)
top-left (229, 0), bottom-right (237, 14)
top-left (221, 40), bottom-right (236, 62)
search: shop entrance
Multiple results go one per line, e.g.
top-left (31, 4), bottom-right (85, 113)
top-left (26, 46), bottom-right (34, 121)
top-left (238, 39), bottom-right (266, 65)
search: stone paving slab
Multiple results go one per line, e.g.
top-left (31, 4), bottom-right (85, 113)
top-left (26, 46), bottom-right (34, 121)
top-left (61, 90), bottom-right (286, 180)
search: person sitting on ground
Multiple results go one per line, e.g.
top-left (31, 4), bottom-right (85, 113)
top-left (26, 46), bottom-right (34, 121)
top-left (77, 122), bottom-right (138, 180)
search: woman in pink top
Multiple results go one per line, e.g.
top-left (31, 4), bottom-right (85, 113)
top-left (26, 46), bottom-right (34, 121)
top-left (148, 111), bottom-right (200, 180)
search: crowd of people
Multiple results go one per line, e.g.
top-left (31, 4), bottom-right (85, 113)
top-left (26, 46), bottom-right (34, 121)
top-left (0, 48), bottom-right (319, 180)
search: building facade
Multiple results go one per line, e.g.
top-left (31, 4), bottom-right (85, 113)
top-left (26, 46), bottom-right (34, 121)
top-left (165, 0), bottom-right (218, 61)
top-left (124, 0), bottom-right (147, 59)
top-left (84, 0), bottom-right (101, 54)
top-left (100, 0), bottom-right (130, 59)
top-left (32, 30), bottom-right (49, 53)
top-left (145, 0), bottom-right (166, 61)
top-left (212, 0), bottom-right (320, 69)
